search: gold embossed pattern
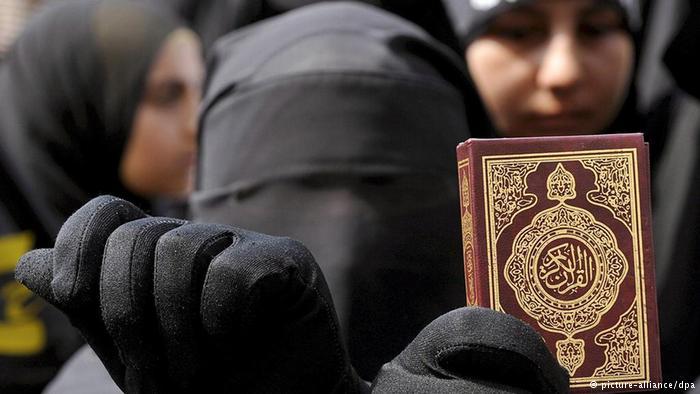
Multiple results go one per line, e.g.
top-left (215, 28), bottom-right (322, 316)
top-left (459, 160), bottom-right (477, 306)
top-left (581, 158), bottom-right (633, 231)
top-left (504, 163), bottom-right (628, 376)
top-left (489, 163), bottom-right (538, 237)
top-left (480, 149), bottom-right (650, 388)
top-left (594, 300), bottom-right (641, 377)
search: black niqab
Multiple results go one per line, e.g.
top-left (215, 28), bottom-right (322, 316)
top-left (192, 2), bottom-right (470, 379)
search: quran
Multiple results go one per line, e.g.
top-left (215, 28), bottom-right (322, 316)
top-left (457, 134), bottom-right (661, 392)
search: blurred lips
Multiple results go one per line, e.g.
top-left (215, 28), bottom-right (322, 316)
top-left (522, 109), bottom-right (594, 133)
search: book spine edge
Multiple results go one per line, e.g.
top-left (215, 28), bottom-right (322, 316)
top-left (457, 142), bottom-right (482, 306)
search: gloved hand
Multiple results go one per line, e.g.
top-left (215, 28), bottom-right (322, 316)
top-left (371, 307), bottom-right (570, 394)
top-left (15, 195), bottom-right (367, 394)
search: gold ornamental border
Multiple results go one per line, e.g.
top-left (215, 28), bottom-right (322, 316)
top-left (481, 149), bottom-right (650, 386)
top-left (458, 158), bottom-right (477, 306)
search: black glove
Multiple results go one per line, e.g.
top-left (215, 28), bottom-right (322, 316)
top-left (371, 307), bottom-right (570, 393)
top-left (15, 195), bottom-right (367, 393)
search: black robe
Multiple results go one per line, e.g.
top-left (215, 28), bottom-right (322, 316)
top-left (654, 0), bottom-right (700, 383)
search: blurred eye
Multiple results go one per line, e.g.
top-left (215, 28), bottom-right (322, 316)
top-left (145, 81), bottom-right (185, 107)
top-left (579, 8), bottom-right (626, 39)
top-left (298, 174), bottom-right (339, 189)
top-left (489, 24), bottom-right (546, 42)
top-left (579, 21), bottom-right (624, 38)
top-left (484, 12), bottom-right (547, 45)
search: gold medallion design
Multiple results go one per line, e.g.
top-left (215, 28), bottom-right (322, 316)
top-left (504, 164), bottom-right (628, 376)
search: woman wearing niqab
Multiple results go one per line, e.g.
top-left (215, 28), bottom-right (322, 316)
top-left (193, 1), bottom-right (471, 379)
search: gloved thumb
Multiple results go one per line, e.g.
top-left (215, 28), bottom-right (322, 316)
top-left (372, 307), bottom-right (569, 393)
top-left (15, 248), bottom-right (56, 305)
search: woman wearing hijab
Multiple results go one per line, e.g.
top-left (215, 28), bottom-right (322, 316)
top-left (444, 0), bottom-right (642, 139)
top-left (0, 1), bottom-right (203, 391)
top-left (444, 0), bottom-right (700, 386)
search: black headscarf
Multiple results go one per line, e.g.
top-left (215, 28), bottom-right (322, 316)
top-left (444, 0), bottom-right (641, 49)
top-left (0, 0), bottom-right (182, 239)
top-left (192, 2), bottom-right (470, 379)
top-left (443, 0), bottom-right (644, 137)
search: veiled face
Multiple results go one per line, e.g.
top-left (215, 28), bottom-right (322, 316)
top-left (466, 0), bottom-right (634, 137)
top-left (120, 28), bottom-right (204, 198)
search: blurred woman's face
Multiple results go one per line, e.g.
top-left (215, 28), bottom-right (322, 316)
top-left (120, 28), bottom-right (204, 198)
top-left (466, 0), bottom-right (634, 137)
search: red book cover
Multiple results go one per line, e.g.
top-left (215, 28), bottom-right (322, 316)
top-left (457, 133), bottom-right (661, 392)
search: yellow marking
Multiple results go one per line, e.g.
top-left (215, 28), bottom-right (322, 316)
top-left (0, 231), bottom-right (46, 356)
top-left (0, 232), bottom-right (34, 273)
top-left (0, 282), bottom-right (46, 355)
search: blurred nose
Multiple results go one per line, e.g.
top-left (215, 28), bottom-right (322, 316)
top-left (536, 32), bottom-right (583, 93)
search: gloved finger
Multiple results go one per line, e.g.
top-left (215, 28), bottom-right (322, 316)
top-left (51, 195), bottom-right (147, 311)
top-left (153, 223), bottom-right (236, 391)
top-left (201, 231), bottom-right (324, 335)
top-left (47, 195), bottom-right (147, 388)
top-left (15, 248), bottom-right (57, 305)
top-left (372, 307), bottom-right (570, 394)
top-left (100, 217), bottom-right (186, 393)
top-left (200, 231), bottom-right (354, 392)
